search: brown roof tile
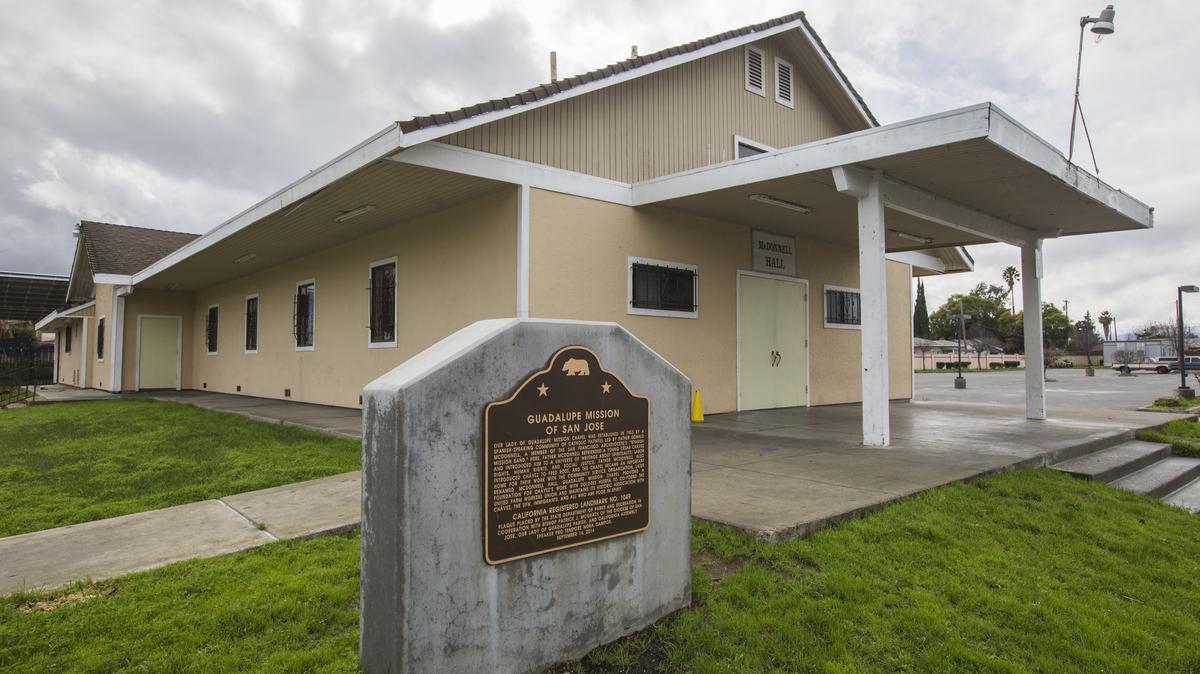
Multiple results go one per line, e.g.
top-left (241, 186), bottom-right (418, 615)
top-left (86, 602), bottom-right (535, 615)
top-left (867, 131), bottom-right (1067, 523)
top-left (78, 221), bottom-right (200, 276)
top-left (396, 11), bottom-right (876, 136)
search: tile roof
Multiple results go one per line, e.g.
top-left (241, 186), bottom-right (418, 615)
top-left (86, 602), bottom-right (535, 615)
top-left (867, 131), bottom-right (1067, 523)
top-left (78, 221), bottom-right (200, 276)
top-left (397, 11), bottom-right (877, 135)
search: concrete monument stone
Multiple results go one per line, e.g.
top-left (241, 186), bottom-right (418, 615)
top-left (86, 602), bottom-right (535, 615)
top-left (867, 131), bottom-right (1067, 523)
top-left (360, 318), bottom-right (692, 674)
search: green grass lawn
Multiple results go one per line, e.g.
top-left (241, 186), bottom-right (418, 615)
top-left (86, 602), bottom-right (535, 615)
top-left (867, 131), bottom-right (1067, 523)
top-left (1145, 396), bottom-right (1199, 412)
top-left (0, 399), bottom-right (360, 537)
top-left (1139, 418), bottom-right (1200, 457)
top-left (2, 469), bottom-right (1199, 672)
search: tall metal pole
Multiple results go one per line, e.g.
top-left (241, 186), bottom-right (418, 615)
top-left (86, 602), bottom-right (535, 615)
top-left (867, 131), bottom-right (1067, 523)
top-left (1068, 22), bottom-right (1086, 163)
top-left (1179, 290), bottom-right (1187, 392)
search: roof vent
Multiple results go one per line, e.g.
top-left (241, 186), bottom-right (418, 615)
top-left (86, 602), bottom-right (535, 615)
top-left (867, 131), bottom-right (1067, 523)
top-left (745, 46), bottom-right (766, 96)
top-left (775, 57), bottom-right (794, 108)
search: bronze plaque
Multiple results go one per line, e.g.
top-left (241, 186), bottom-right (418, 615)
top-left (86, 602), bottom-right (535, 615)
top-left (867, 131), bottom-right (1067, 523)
top-left (484, 346), bottom-right (650, 565)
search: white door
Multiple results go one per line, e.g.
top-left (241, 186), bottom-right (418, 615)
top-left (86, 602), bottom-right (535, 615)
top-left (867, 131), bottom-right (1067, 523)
top-left (739, 274), bottom-right (808, 410)
top-left (138, 316), bottom-right (180, 390)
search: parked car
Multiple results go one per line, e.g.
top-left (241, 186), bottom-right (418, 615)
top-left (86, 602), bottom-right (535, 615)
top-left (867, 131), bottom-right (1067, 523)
top-left (1168, 356), bottom-right (1200, 371)
top-left (1111, 356), bottom-right (1178, 374)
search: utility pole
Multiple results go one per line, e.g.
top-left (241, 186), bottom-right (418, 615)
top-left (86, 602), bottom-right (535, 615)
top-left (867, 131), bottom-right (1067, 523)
top-left (1062, 299), bottom-right (1070, 321)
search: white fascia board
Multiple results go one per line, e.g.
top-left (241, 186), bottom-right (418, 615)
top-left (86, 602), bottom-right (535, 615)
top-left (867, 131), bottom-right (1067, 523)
top-left (885, 251), bottom-right (945, 273)
top-left (389, 142), bottom-right (632, 205)
top-left (985, 105), bottom-right (1153, 230)
top-left (392, 19), bottom-right (812, 149)
top-left (632, 103), bottom-right (993, 205)
top-left (794, 19), bottom-right (873, 128)
top-left (59, 300), bottom-right (97, 316)
top-left (93, 273), bottom-right (133, 285)
top-left (34, 310), bottom-right (60, 331)
top-left (131, 123), bottom-right (403, 286)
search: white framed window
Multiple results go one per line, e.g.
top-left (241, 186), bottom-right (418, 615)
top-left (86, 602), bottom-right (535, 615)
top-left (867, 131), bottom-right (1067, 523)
top-left (96, 316), bottom-right (106, 361)
top-left (294, 279), bottom-right (316, 351)
top-left (205, 305), bottom-right (219, 354)
top-left (368, 257), bottom-right (398, 348)
top-left (733, 135), bottom-right (773, 159)
top-left (744, 45), bottom-right (766, 96)
top-left (774, 56), bottom-right (795, 108)
top-left (823, 284), bottom-right (861, 329)
top-left (627, 256), bottom-right (699, 319)
top-left (244, 294), bottom-right (259, 354)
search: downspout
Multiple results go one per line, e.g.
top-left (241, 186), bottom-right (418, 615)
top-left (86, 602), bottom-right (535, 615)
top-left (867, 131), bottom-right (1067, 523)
top-left (111, 285), bottom-right (133, 392)
top-left (516, 184), bottom-right (530, 318)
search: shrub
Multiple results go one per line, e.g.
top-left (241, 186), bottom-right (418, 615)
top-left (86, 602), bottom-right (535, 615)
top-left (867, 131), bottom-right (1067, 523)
top-left (935, 362), bottom-right (945, 370)
top-left (989, 362), bottom-right (1003, 369)
top-left (1004, 360), bottom-right (1020, 368)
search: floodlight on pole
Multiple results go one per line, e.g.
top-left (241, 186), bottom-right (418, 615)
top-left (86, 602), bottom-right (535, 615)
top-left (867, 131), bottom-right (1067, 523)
top-left (1068, 4), bottom-right (1116, 174)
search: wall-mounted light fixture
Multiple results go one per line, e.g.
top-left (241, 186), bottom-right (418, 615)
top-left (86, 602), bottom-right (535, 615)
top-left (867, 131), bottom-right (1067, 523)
top-left (889, 229), bottom-right (934, 245)
top-left (232, 253), bottom-right (257, 264)
top-left (334, 204), bottom-right (377, 224)
top-left (748, 193), bottom-right (812, 214)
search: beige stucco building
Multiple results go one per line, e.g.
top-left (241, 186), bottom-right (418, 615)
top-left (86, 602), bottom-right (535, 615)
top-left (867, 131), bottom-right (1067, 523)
top-left (38, 12), bottom-right (1151, 446)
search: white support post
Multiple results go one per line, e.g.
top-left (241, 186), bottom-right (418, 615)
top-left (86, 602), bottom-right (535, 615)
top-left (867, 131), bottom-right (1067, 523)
top-left (111, 285), bottom-right (131, 392)
top-left (834, 165), bottom-right (890, 446)
top-left (1021, 240), bottom-right (1046, 420)
top-left (516, 184), bottom-right (530, 318)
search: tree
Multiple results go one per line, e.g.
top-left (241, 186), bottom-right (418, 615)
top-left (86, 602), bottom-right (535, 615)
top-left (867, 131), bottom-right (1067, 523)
top-left (1001, 266), bottom-right (1020, 313)
top-left (1135, 321), bottom-right (1198, 356)
top-left (971, 282), bottom-right (1009, 307)
top-left (1068, 312), bottom-right (1102, 355)
top-left (1040, 302), bottom-right (1071, 350)
top-left (967, 330), bottom-right (1003, 369)
top-left (913, 279), bottom-right (931, 339)
top-left (1098, 310), bottom-right (1113, 341)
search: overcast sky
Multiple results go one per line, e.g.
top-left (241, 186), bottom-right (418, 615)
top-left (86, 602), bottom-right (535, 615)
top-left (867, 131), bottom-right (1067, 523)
top-left (1, 1), bottom-right (1194, 334)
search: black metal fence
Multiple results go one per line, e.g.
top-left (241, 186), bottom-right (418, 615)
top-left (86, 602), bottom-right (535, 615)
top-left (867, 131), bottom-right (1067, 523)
top-left (0, 336), bottom-right (55, 406)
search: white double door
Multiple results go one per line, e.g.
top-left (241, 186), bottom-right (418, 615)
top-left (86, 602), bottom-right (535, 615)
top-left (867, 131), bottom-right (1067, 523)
top-left (738, 273), bottom-right (809, 410)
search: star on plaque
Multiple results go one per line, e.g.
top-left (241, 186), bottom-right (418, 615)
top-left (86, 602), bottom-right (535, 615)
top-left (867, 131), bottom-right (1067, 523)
top-left (601, 381), bottom-right (612, 394)
top-left (537, 382), bottom-right (549, 397)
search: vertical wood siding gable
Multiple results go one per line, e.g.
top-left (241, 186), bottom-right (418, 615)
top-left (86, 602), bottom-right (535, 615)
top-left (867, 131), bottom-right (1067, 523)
top-left (436, 35), bottom-right (849, 183)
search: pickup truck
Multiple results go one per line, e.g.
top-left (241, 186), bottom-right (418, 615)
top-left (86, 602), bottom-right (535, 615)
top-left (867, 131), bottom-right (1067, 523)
top-left (1168, 356), bottom-right (1200, 371)
top-left (1111, 356), bottom-right (1178, 374)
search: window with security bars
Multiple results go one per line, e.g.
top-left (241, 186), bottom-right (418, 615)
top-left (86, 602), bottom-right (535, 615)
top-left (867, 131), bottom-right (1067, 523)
top-left (294, 282), bottom-right (315, 348)
top-left (825, 288), bottom-right (861, 326)
top-left (206, 306), bottom-right (219, 353)
top-left (245, 297), bottom-right (258, 352)
top-left (64, 326), bottom-right (72, 353)
top-left (631, 262), bottom-right (697, 313)
top-left (369, 261), bottom-right (396, 344)
top-left (96, 318), bottom-right (105, 359)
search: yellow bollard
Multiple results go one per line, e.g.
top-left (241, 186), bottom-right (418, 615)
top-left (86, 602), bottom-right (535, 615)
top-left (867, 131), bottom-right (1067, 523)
top-left (691, 389), bottom-right (704, 423)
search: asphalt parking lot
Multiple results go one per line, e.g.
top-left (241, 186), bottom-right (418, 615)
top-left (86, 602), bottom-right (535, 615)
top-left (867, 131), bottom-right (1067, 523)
top-left (915, 367), bottom-right (1192, 411)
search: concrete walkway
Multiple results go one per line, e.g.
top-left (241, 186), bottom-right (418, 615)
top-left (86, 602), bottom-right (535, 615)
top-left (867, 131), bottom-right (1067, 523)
top-left (1, 391), bottom-right (1180, 594)
top-left (0, 472), bottom-right (359, 595)
top-left (134, 390), bottom-right (362, 439)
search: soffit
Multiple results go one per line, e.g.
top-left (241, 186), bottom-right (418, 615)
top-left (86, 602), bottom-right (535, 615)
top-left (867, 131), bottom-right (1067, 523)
top-left (136, 162), bottom-right (506, 291)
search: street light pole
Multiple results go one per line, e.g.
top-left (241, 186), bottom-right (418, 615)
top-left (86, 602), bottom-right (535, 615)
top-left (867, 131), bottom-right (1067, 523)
top-left (1084, 311), bottom-right (1095, 376)
top-left (953, 301), bottom-right (968, 390)
top-left (1178, 285), bottom-right (1198, 397)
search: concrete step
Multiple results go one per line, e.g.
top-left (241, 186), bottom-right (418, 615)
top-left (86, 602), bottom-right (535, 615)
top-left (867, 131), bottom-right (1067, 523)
top-left (1164, 478), bottom-right (1200, 513)
top-left (1051, 440), bottom-right (1173, 482)
top-left (1111, 457), bottom-right (1200, 498)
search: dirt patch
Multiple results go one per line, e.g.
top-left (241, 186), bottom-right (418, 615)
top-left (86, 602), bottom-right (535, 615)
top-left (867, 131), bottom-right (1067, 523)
top-left (694, 552), bottom-right (747, 582)
top-left (17, 584), bottom-right (115, 613)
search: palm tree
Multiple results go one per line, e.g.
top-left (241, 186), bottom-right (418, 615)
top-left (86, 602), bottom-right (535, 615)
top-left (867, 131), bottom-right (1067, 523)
top-left (1001, 266), bottom-right (1020, 313)
top-left (1098, 310), bottom-right (1113, 341)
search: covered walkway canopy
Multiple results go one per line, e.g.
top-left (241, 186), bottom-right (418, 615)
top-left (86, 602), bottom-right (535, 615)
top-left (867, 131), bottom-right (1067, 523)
top-left (633, 102), bottom-right (1152, 445)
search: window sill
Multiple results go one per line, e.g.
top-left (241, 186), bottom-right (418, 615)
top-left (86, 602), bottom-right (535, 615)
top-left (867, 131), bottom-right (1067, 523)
top-left (206, 351), bottom-right (218, 356)
top-left (628, 306), bottom-right (699, 319)
top-left (823, 322), bottom-right (862, 330)
top-left (295, 346), bottom-right (315, 352)
top-left (368, 341), bottom-right (397, 349)
top-left (244, 349), bottom-right (258, 355)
